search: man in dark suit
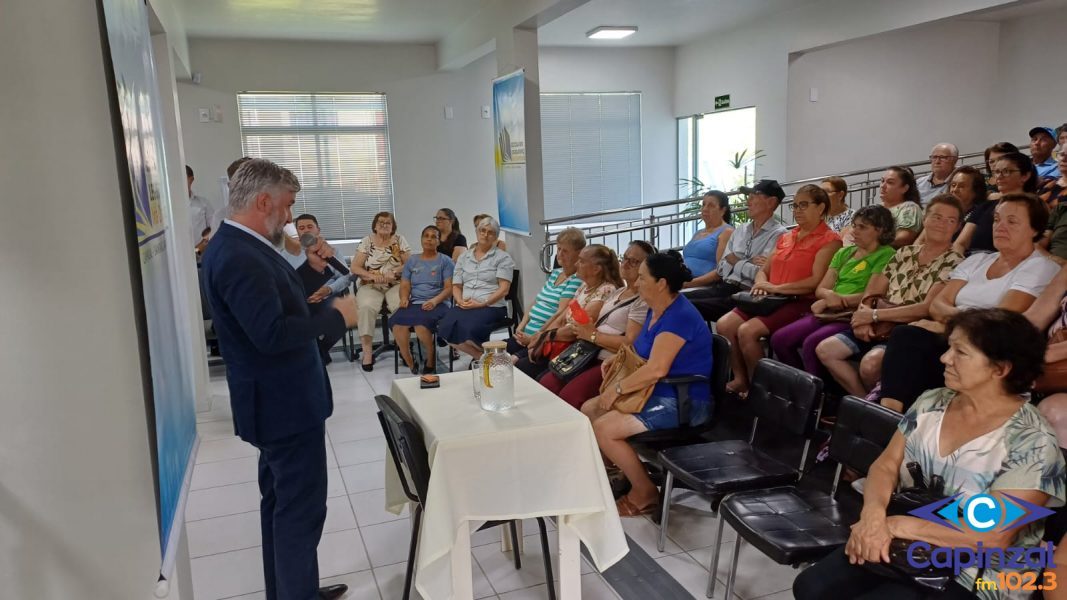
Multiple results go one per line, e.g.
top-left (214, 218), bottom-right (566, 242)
top-left (202, 159), bottom-right (357, 600)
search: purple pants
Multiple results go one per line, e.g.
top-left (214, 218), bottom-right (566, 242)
top-left (769, 314), bottom-right (850, 376)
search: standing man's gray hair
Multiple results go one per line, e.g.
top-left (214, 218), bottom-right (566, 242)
top-left (228, 159), bottom-right (301, 213)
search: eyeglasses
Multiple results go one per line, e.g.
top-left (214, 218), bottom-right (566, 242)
top-left (929, 155), bottom-right (956, 162)
top-left (620, 256), bottom-right (642, 266)
top-left (992, 169), bottom-right (1021, 178)
top-left (790, 201), bottom-right (816, 211)
top-left (433, 216), bottom-right (449, 221)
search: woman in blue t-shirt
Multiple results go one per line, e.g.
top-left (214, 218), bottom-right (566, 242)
top-left (391, 225), bottom-right (454, 374)
top-left (581, 250), bottom-right (713, 517)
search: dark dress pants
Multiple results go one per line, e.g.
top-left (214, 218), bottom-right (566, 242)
top-left (682, 281), bottom-right (742, 322)
top-left (255, 424), bottom-right (328, 600)
top-left (793, 546), bottom-right (977, 600)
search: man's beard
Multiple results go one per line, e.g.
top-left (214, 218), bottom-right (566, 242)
top-left (266, 213), bottom-right (286, 245)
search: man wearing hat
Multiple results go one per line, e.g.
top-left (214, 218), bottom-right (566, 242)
top-left (683, 179), bottom-right (787, 321)
top-left (1030, 126), bottom-right (1060, 178)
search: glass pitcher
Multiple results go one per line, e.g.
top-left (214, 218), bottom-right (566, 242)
top-left (478, 341), bottom-right (515, 411)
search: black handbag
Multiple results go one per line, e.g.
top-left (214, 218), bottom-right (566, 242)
top-left (731, 291), bottom-right (796, 317)
top-left (548, 296), bottom-right (638, 383)
top-left (861, 462), bottom-right (957, 592)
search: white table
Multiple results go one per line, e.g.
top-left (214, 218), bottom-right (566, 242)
top-left (384, 370), bottom-right (628, 600)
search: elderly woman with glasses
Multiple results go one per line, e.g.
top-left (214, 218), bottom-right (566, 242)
top-left (716, 184), bottom-right (843, 395)
top-left (437, 216), bottom-right (516, 358)
top-left (351, 211), bottom-right (412, 371)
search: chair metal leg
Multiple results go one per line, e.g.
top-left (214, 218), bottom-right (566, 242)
top-left (658, 471), bottom-right (674, 552)
top-left (509, 520), bottom-right (522, 570)
top-left (705, 514), bottom-right (726, 598)
top-left (724, 535), bottom-right (742, 600)
top-left (536, 517), bottom-right (556, 600)
top-left (403, 504), bottom-right (423, 600)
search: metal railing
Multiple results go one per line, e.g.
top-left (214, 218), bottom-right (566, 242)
top-left (537, 147), bottom-right (1003, 272)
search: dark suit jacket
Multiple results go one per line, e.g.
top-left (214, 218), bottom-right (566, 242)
top-left (202, 222), bottom-right (346, 444)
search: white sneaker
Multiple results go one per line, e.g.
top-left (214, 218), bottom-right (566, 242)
top-left (851, 477), bottom-right (866, 494)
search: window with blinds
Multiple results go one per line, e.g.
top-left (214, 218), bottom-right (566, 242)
top-left (236, 92), bottom-right (394, 240)
top-left (541, 92), bottom-right (642, 220)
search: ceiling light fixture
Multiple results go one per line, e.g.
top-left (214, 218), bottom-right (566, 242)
top-left (586, 26), bottom-right (637, 40)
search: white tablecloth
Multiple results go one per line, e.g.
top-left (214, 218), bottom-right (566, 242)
top-left (384, 370), bottom-right (628, 600)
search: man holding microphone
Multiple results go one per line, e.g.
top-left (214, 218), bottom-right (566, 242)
top-left (202, 159), bottom-right (356, 600)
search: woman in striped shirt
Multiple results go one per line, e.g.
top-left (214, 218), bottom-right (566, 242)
top-left (508, 228), bottom-right (587, 369)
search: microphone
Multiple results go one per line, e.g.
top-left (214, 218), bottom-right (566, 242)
top-left (299, 233), bottom-right (350, 275)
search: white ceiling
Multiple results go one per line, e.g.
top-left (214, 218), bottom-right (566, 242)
top-left (179, 0), bottom-right (491, 43)
top-left (536, 0), bottom-right (813, 47)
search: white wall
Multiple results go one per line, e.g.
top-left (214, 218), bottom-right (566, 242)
top-left (675, 0), bottom-right (1019, 181)
top-left (990, 6), bottom-right (1067, 141)
top-left (0, 0), bottom-right (163, 597)
top-left (178, 39), bottom-right (498, 249)
top-left (785, 20), bottom-right (1000, 179)
top-left (539, 46), bottom-right (677, 203)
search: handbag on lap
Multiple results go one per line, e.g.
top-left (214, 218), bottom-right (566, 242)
top-left (731, 291), bottom-right (795, 317)
top-left (548, 297), bottom-right (639, 383)
top-left (598, 345), bottom-right (653, 413)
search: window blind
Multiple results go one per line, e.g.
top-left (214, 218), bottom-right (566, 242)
top-left (541, 92), bottom-right (642, 220)
top-left (237, 93), bottom-right (394, 240)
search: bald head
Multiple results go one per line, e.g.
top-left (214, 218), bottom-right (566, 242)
top-left (930, 143), bottom-right (959, 180)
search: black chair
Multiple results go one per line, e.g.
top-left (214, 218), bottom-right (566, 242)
top-left (714, 395), bottom-right (901, 599)
top-left (655, 359), bottom-right (824, 563)
top-left (448, 269), bottom-right (524, 371)
top-left (627, 332), bottom-right (731, 459)
top-left (374, 395), bottom-right (555, 600)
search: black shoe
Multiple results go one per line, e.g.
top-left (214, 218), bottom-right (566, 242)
top-left (422, 363), bottom-right (436, 374)
top-left (362, 361), bottom-right (373, 372)
top-left (318, 584), bottom-right (348, 600)
top-left (409, 362), bottom-right (419, 375)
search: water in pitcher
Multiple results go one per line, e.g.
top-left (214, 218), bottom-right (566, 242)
top-left (479, 341), bottom-right (514, 411)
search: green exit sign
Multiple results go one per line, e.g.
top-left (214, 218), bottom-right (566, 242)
top-left (714, 94), bottom-right (730, 110)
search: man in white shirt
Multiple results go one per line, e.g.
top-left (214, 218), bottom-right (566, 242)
top-left (916, 143), bottom-right (958, 205)
top-left (186, 165), bottom-right (214, 257)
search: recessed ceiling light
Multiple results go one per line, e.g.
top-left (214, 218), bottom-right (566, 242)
top-left (586, 26), bottom-right (637, 40)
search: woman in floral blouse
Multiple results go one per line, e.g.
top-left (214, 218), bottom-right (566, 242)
top-left (351, 211), bottom-right (411, 370)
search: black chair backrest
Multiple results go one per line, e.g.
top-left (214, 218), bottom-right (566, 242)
top-left (507, 269), bottom-right (524, 326)
top-left (710, 333), bottom-right (731, 400)
top-left (829, 395), bottom-right (902, 475)
top-left (375, 395), bottom-right (432, 504)
top-left (748, 358), bottom-right (824, 437)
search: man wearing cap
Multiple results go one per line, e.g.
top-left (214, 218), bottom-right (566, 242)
top-left (916, 143), bottom-right (958, 205)
top-left (1031, 126), bottom-right (1061, 179)
top-left (683, 179), bottom-right (788, 321)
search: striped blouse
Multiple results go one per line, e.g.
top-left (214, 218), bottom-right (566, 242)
top-left (523, 268), bottom-right (582, 336)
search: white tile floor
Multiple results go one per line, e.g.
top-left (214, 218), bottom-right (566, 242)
top-left (187, 353), bottom-right (802, 600)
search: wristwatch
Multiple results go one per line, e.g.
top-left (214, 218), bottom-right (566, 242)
top-left (590, 331), bottom-right (599, 344)
top-left (873, 309), bottom-right (879, 323)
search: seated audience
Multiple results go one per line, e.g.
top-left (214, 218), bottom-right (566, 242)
top-left (1043, 148), bottom-right (1067, 263)
top-left (685, 179), bottom-right (788, 322)
top-left (295, 213), bottom-right (352, 303)
top-left (681, 190), bottom-right (734, 287)
top-left (716, 184), bottom-right (842, 394)
top-left (438, 216), bottom-right (515, 358)
top-left (916, 142), bottom-right (959, 205)
top-left (821, 176), bottom-right (854, 237)
top-left (539, 241), bottom-right (654, 408)
top-left (433, 207), bottom-right (467, 261)
top-left (794, 309), bottom-right (1064, 600)
top-left (472, 213), bottom-right (507, 251)
top-left (391, 225), bottom-right (454, 375)
top-left (817, 196), bottom-right (965, 397)
top-left (351, 211), bottom-right (411, 371)
top-left (580, 251), bottom-right (712, 517)
top-left (955, 152), bottom-right (1039, 259)
top-left (1031, 126), bottom-right (1061, 179)
top-left (509, 227), bottom-right (586, 361)
top-left (879, 166), bottom-right (924, 248)
top-left (517, 244), bottom-right (620, 379)
top-left (876, 193), bottom-right (1058, 412)
top-left (770, 205), bottom-right (895, 376)
top-left (983, 141), bottom-right (1020, 191)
